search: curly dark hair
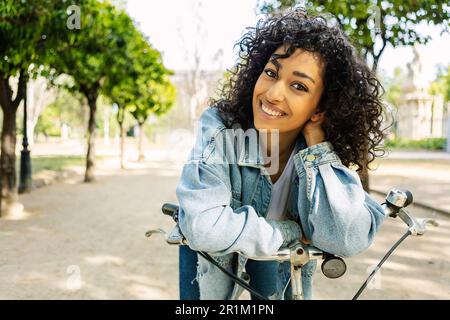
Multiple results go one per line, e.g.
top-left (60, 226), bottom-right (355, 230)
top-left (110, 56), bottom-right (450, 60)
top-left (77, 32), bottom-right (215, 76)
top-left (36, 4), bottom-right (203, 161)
top-left (208, 7), bottom-right (386, 171)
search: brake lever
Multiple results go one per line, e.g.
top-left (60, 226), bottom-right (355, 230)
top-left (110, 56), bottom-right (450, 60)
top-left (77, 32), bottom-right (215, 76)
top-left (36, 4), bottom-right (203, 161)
top-left (414, 218), bottom-right (439, 235)
top-left (145, 228), bottom-right (166, 238)
top-left (396, 208), bottom-right (439, 236)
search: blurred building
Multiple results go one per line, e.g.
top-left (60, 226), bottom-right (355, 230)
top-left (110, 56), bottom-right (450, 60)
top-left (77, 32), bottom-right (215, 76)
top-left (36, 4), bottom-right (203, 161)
top-left (396, 46), bottom-right (448, 140)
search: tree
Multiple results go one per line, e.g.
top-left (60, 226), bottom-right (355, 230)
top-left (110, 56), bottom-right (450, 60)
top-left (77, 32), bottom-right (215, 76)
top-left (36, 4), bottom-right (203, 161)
top-left (383, 67), bottom-right (407, 136)
top-left (103, 20), bottom-right (172, 168)
top-left (23, 77), bottom-right (57, 144)
top-left (34, 86), bottom-right (85, 141)
top-left (46, 0), bottom-right (155, 181)
top-left (176, 0), bottom-right (224, 126)
top-left (129, 79), bottom-right (176, 161)
top-left (429, 64), bottom-right (450, 151)
top-left (35, 100), bottom-right (61, 139)
top-left (430, 64), bottom-right (450, 103)
top-left (258, 0), bottom-right (450, 191)
top-left (0, 0), bottom-right (58, 216)
top-left (258, 0), bottom-right (449, 72)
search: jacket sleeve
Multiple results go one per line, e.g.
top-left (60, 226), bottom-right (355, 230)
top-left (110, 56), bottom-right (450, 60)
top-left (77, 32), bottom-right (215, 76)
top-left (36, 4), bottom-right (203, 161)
top-left (175, 108), bottom-right (301, 257)
top-left (176, 160), bottom-right (301, 256)
top-left (294, 142), bottom-right (386, 257)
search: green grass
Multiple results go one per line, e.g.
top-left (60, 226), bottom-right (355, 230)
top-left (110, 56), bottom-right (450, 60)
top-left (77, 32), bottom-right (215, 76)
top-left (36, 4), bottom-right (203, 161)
top-left (372, 157), bottom-right (450, 171)
top-left (16, 155), bottom-right (113, 176)
top-left (16, 155), bottom-right (114, 178)
top-left (15, 155), bottom-right (85, 177)
top-left (386, 137), bottom-right (447, 150)
top-left (16, 155), bottom-right (94, 177)
top-left (30, 156), bottom-right (86, 174)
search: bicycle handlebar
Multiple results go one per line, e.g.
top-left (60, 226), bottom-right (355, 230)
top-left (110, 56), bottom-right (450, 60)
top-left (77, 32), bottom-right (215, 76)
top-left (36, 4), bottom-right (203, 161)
top-left (159, 188), bottom-right (438, 247)
top-left (160, 203), bottom-right (323, 260)
top-left (156, 189), bottom-right (438, 273)
top-left (158, 203), bottom-right (346, 279)
top-left (381, 203), bottom-right (439, 235)
top-left (151, 188), bottom-right (439, 299)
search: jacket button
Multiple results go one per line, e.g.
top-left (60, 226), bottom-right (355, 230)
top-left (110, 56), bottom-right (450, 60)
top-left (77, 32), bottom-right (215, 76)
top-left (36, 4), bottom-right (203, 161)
top-left (305, 154), bottom-right (316, 162)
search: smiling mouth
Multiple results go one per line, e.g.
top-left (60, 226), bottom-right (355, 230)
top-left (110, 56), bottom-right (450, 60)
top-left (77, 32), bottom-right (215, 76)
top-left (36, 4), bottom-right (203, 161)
top-left (259, 101), bottom-right (288, 118)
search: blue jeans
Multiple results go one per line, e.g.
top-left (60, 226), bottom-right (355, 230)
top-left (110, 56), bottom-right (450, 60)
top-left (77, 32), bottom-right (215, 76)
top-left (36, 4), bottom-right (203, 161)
top-left (179, 245), bottom-right (200, 300)
top-left (179, 246), bottom-right (295, 300)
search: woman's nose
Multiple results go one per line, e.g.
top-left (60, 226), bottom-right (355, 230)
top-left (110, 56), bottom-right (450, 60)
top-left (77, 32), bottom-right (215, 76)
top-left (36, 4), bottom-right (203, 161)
top-left (265, 81), bottom-right (285, 103)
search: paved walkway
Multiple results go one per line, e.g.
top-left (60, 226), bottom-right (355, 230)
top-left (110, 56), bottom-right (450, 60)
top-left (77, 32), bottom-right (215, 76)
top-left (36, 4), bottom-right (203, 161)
top-left (0, 159), bottom-right (181, 299)
top-left (0, 157), bottom-right (449, 299)
top-left (371, 157), bottom-right (450, 214)
top-left (23, 138), bottom-right (450, 215)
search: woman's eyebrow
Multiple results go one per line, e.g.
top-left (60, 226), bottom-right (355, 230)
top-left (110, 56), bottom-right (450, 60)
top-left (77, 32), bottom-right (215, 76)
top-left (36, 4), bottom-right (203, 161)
top-left (269, 59), bottom-right (316, 84)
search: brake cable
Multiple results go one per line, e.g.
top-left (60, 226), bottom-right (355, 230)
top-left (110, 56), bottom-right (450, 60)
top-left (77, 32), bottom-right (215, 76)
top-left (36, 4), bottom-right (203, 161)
top-left (197, 251), bottom-right (268, 300)
top-left (352, 230), bottom-right (412, 300)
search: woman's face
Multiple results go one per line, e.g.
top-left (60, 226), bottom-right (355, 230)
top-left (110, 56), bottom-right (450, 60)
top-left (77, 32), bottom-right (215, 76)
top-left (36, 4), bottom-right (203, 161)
top-left (252, 45), bottom-right (324, 134)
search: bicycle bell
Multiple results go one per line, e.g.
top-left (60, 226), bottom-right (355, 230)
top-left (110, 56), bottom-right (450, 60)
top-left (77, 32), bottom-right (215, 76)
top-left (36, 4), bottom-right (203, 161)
top-left (384, 188), bottom-right (413, 216)
top-left (321, 254), bottom-right (346, 279)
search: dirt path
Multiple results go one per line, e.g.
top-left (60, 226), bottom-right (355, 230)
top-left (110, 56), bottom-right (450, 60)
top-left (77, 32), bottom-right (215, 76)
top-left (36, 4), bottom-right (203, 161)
top-left (0, 159), bottom-right (181, 299)
top-left (314, 192), bottom-right (450, 300)
top-left (0, 158), bottom-right (449, 299)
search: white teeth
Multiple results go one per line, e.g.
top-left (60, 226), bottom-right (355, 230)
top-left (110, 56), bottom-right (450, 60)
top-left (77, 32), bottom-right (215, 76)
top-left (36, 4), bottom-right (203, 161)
top-left (261, 102), bottom-right (284, 117)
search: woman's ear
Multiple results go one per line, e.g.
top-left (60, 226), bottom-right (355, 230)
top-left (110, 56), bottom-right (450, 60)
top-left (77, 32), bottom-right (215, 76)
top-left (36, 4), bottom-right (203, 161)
top-left (310, 111), bottom-right (325, 123)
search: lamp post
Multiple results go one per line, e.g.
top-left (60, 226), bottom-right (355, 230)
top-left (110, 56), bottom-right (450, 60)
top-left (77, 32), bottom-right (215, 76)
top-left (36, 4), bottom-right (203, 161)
top-left (19, 84), bottom-right (32, 193)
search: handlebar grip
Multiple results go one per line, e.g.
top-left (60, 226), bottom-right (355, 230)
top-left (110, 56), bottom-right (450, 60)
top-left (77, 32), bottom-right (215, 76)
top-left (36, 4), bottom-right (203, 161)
top-left (162, 203), bottom-right (179, 218)
top-left (404, 190), bottom-right (413, 207)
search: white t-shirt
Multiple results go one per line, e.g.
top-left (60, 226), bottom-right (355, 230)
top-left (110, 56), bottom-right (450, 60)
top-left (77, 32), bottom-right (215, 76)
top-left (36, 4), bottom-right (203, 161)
top-left (265, 149), bottom-right (296, 221)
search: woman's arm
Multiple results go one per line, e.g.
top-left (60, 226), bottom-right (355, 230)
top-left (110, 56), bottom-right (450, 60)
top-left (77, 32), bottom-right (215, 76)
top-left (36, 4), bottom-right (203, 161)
top-left (177, 159), bottom-right (301, 257)
top-left (176, 108), bottom-right (301, 257)
top-left (294, 142), bottom-right (386, 257)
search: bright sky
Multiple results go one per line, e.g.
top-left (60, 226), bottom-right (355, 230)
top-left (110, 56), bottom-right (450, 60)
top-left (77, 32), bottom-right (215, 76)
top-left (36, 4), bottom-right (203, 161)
top-left (125, 0), bottom-right (450, 82)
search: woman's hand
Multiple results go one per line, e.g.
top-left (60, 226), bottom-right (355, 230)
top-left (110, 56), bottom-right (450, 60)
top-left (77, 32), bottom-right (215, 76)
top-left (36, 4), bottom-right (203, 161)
top-left (302, 112), bottom-right (325, 147)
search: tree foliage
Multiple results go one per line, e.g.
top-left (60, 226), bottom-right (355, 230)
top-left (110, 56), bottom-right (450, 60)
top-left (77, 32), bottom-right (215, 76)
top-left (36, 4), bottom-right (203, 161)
top-left (258, 0), bottom-right (450, 71)
top-left (129, 78), bottom-right (176, 125)
top-left (0, 0), bottom-right (63, 213)
top-left (430, 64), bottom-right (450, 103)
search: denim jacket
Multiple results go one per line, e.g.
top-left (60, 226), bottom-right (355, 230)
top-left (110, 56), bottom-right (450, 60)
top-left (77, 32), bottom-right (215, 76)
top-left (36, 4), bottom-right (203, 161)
top-left (176, 106), bottom-right (386, 299)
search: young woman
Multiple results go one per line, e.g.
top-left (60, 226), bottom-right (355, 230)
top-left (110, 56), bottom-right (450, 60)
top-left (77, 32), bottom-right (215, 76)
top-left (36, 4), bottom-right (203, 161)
top-left (176, 8), bottom-right (387, 300)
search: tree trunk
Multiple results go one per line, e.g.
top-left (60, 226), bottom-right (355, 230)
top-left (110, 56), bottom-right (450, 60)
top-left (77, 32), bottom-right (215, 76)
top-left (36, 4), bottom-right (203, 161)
top-left (116, 105), bottom-right (125, 169)
top-left (138, 122), bottom-right (145, 161)
top-left (84, 95), bottom-right (98, 182)
top-left (119, 120), bottom-right (125, 169)
top-left (358, 166), bottom-right (370, 192)
top-left (1, 107), bottom-right (19, 213)
top-left (358, 144), bottom-right (370, 193)
top-left (358, 48), bottom-right (387, 193)
top-left (0, 71), bottom-right (26, 217)
top-left (103, 108), bottom-right (110, 146)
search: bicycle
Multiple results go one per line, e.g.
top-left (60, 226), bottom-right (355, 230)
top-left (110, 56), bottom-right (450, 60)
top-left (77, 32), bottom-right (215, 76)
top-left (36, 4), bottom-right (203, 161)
top-left (146, 188), bottom-right (439, 300)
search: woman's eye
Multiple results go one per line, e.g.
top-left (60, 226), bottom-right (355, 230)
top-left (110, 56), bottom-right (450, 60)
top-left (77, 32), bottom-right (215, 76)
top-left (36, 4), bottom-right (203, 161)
top-left (264, 69), bottom-right (308, 92)
top-left (264, 69), bottom-right (277, 78)
top-left (293, 83), bottom-right (308, 92)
